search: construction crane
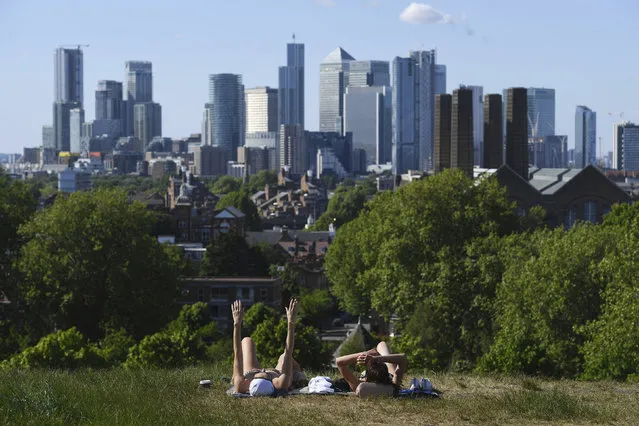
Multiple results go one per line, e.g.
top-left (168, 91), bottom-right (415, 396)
top-left (60, 44), bottom-right (90, 50)
top-left (608, 112), bottom-right (624, 123)
top-left (528, 112), bottom-right (540, 167)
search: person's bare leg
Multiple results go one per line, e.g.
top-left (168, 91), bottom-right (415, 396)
top-left (242, 337), bottom-right (260, 372)
top-left (275, 353), bottom-right (301, 373)
top-left (376, 341), bottom-right (397, 375)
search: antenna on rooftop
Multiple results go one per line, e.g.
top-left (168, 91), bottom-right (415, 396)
top-left (292, 33), bottom-right (296, 43)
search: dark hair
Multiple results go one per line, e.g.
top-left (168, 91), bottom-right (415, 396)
top-left (364, 361), bottom-right (392, 385)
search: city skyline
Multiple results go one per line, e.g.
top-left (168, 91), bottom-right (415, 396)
top-left (1, 0), bottom-right (638, 154)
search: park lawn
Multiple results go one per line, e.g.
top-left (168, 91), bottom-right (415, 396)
top-left (1, 366), bottom-right (638, 425)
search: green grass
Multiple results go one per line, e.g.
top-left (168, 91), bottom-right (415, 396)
top-left (1, 367), bottom-right (638, 425)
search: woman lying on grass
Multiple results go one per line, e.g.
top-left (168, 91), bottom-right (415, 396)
top-left (335, 342), bottom-right (407, 397)
top-left (231, 299), bottom-right (303, 396)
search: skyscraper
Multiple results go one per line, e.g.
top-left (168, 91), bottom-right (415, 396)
top-left (278, 42), bottom-right (304, 129)
top-left (208, 74), bottom-right (245, 160)
top-left (543, 135), bottom-right (568, 168)
top-left (124, 61), bottom-right (153, 135)
top-left (279, 124), bottom-right (305, 174)
top-left (319, 47), bottom-right (355, 133)
top-left (94, 80), bottom-right (124, 139)
top-left (125, 61), bottom-right (153, 102)
top-left (42, 125), bottom-right (55, 150)
top-left (134, 103), bottom-right (162, 151)
top-left (343, 85), bottom-right (392, 166)
top-left (53, 101), bottom-right (81, 152)
top-left (434, 65), bottom-right (447, 94)
top-left (391, 50), bottom-right (446, 173)
top-left (348, 60), bottom-right (390, 87)
top-left (505, 88), bottom-right (529, 179)
top-left (95, 80), bottom-right (124, 120)
top-left (460, 85), bottom-right (484, 166)
top-left (483, 94), bottom-right (503, 169)
top-left (245, 87), bottom-right (278, 133)
top-left (202, 103), bottom-right (214, 146)
top-left (69, 108), bottom-right (85, 153)
top-left (305, 131), bottom-right (352, 175)
top-left (527, 88), bottom-right (555, 138)
top-left (434, 94), bottom-right (452, 172)
top-left (55, 47), bottom-right (83, 103)
top-left (451, 88), bottom-right (474, 178)
top-left (613, 122), bottom-right (639, 171)
top-left (53, 46), bottom-right (84, 152)
top-left (575, 105), bottom-right (597, 168)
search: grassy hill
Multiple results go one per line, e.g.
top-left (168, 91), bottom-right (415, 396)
top-left (2, 367), bottom-right (638, 425)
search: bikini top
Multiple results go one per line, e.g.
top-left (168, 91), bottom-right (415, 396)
top-left (243, 368), bottom-right (281, 381)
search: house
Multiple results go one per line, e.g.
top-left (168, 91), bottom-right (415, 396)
top-left (246, 228), bottom-right (333, 291)
top-left (477, 165), bottom-right (632, 228)
top-left (179, 277), bottom-right (282, 329)
top-left (166, 172), bottom-right (245, 244)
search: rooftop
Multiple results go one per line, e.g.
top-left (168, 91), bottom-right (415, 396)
top-left (322, 47), bottom-right (355, 63)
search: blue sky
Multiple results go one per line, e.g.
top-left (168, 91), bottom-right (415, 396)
top-left (1, 0), bottom-right (638, 155)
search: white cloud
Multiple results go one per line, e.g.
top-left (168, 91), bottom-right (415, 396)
top-left (399, 3), bottom-right (453, 24)
top-left (315, 0), bottom-right (336, 6)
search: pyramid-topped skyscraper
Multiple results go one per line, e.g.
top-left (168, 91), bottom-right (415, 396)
top-left (319, 47), bottom-right (355, 133)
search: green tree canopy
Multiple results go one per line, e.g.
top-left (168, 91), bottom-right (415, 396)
top-left (312, 180), bottom-right (376, 231)
top-left (580, 203), bottom-right (639, 380)
top-left (216, 190), bottom-right (262, 231)
top-left (251, 317), bottom-right (332, 371)
top-left (325, 169), bottom-right (519, 368)
top-left (16, 188), bottom-right (182, 341)
top-left (0, 171), bottom-right (38, 298)
top-left (244, 170), bottom-right (278, 194)
top-left (0, 171), bottom-right (43, 358)
top-left (210, 176), bottom-right (242, 195)
top-left (200, 233), bottom-right (269, 277)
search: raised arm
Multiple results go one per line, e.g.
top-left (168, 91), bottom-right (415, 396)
top-left (335, 348), bottom-right (379, 391)
top-left (272, 298), bottom-right (298, 390)
top-left (373, 354), bottom-right (407, 387)
top-left (231, 300), bottom-right (245, 392)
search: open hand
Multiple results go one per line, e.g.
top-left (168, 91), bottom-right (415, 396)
top-left (231, 300), bottom-right (243, 325)
top-left (285, 298), bottom-right (298, 323)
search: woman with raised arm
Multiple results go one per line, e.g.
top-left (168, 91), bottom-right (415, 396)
top-left (335, 341), bottom-right (407, 397)
top-left (231, 298), bottom-right (302, 397)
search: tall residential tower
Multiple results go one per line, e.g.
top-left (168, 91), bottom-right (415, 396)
top-left (124, 61), bottom-right (153, 136)
top-left (451, 88), bottom-right (474, 178)
top-left (483, 94), bottom-right (503, 169)
top-left (207, 74), bottom-right (245, 161)
top-left (278, 41), bottom-right (305, 129)
top-left (505, 88), bottom-right (529, 179)
top-left (391, 50), bottom-right (446, 173)
top-left (53, 46), bottom-right (84, 152)
top-left (245, 87), bottom-right (278, 133)
top-left (575, 105), bottom-right (596, 168)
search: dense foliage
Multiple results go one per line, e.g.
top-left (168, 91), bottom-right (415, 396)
top-left (200, 233), bottom-right (273, 277)
top-left (16, 188), bottom-right (182, 341)
top-left (2, 166), bottom-right (639, 380)
top-left (93, 174), bottom-right (171, 195)
top-left (216, 190), bottom-right (262, 231)
top-left (325, 168), bottom-right (639, 379)
top-left (312, 177), bottom-right (377, 230)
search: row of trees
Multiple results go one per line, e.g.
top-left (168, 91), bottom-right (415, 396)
top-left (325, 169), bottom-right (639, 380)
top-left (1, 300), bottom-right (332, 371)
top-left (0, 169), bottom-right (334, 369)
